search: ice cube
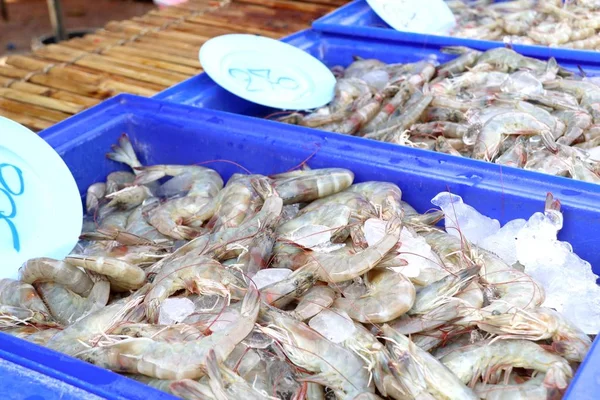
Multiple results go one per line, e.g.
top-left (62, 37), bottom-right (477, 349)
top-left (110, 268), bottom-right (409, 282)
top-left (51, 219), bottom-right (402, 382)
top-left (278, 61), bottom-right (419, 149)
top-left (431, 192), bottom-right (500, 245)
top-left (283, 225), bottom-right (332, 248)
top-left (158, 297), bottom-right (195, 325)
top-left (309, 309), bottom-right (356, 343)
top-left (515, 210), bottom-right (600, 334)
top-left (210, 308), bottom-right (241, 332)
top-left (252, 268), bottom-right (292, 290)
top-left (364, 218), bottom-right (387, 246)
top-left (479, 219), bottom-right (527, 266)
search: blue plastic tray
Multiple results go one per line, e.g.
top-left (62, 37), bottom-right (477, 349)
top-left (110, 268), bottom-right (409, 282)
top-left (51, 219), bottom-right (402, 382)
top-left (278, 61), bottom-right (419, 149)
top-left (155, 28), bottom-right (600, 116)
top-left (12, 93), bottom-right (599, 399)
top-left (313, 0), bottom-right (600, 62)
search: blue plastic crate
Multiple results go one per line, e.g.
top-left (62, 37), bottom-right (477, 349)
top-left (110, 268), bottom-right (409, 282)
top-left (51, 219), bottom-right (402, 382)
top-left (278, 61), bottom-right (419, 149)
top-left (155, 28), bottom-right (600, 116)
top-left (313, 0), bottom-right (600, 62)
top-left (10, 93), bottom-right (598, 399)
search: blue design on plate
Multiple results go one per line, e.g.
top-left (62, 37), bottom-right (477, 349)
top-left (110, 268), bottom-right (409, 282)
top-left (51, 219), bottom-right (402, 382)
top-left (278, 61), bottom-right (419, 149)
top-left (0, 163), bottom-right (24, 252)
top-left (228, 68), bottom-right (299, 93)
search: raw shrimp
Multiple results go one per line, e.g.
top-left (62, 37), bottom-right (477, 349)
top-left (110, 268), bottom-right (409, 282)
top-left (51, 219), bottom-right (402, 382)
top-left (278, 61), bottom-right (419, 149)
top-left (259, 307), bottom-right (373, 398)
top-left (477, 307), bottom-right (591, 362)
top-left (438, 339), bottom-right (572, 391)
top-left (112, 323), bottom-right (205, 343)
top-left (204, 174), bottom-right (265, 231)
top-left (472, 112), bottom-right (554, 161)
top-left (305, 217), bottom-right (401, 283)
top-left (144, 255), bottom-right (243, 323)
top-left (291, 285), bottom-right (336, 321)
top-left (104, 185), bottom-right (153, 210)
top-left (259, 264), bottom-right (319, 308)
top-left (65, 255), bottom-right (146, 292)
top-left (47, 286), bottom-right (148, 356)
top-left (105, 171), bottom-right (135, 195)
top-left (35, 278), bottom-right (110, 326)
top-left (346, 181), bottom-right (403, 219)
top-left (80, 288), bottom-right (259, 380)
top-left (0, 305), bottom-right (51, 327)
top-left (0, 279), bottom-right (51, 317)
top-left (19, 257), bottom-right (94, 296)
top-left (134, 165), bottom-right (224, 239)
top-left (236, 226), bottom-right (276, 278)
top-left (270, 168), bottom-right (354, 205)
top-left (334, 268), bottom-right (415, 323)
top-left (382, 325), bottom-right (478, 400)
top-left (86, 182), bottom-right (106, 215)
top-left (474, 374), bottom-right (548, 400)
top-left (362, 82), bottom-right (414, 132)
top-left (276, 203), bottom-right (352, 239)
top-left (437, 48), bottom-right (482, 78)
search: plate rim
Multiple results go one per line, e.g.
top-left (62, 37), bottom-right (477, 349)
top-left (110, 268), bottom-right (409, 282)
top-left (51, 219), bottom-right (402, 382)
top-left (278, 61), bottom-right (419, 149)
top-left (199, 34), bottom-right (336, 110)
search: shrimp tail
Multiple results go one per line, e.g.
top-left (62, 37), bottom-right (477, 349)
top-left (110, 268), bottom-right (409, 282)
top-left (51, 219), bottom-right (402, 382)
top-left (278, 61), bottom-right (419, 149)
top-left (251, 177), bottom-right (275, 200)
top-left (133, 166), bottom-right (167, 185)
top-left (106, 134), bottom-right (142, 170)
top-left (170, 379), bottom-right (214, 400)
top-left (205, 349), bottom-right (228, 400)
top-left (241, 286), bottom-right (261, 319)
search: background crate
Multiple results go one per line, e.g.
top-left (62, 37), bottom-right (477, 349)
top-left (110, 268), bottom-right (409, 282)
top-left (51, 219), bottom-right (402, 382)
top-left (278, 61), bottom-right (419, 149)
top-left (312, 0), bottom-right (600, 61)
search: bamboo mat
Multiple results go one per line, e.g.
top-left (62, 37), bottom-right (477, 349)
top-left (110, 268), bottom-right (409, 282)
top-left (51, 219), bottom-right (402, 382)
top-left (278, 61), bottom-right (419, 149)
top-left (0, 0), bottom-right (347, 131)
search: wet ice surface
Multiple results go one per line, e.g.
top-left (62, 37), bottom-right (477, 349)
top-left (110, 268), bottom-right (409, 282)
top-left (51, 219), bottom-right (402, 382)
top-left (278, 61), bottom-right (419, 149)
top-left (431, 192), bottom-right (500, 245)
top-left (309, 309), bottom-right (355, 343)
top-left (158, 297), bottom-right (195, 325)
top-left (432, 192), bottom-right (600, 334)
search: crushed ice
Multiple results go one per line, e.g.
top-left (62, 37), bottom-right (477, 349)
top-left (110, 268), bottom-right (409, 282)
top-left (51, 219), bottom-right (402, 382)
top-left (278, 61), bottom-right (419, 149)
top-left (158, 297), bottom-right (195, 325)
top-left (252, 268), bottom-right (292, 290)
top-left (432, 191), bottom-right (600, 334)
top-left (309, 308), bottom-right (356, 343)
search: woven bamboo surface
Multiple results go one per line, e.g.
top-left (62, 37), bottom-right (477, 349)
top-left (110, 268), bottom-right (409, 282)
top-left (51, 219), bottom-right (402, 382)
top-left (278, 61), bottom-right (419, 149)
top-left (0, 0), bottom-right (347, 131)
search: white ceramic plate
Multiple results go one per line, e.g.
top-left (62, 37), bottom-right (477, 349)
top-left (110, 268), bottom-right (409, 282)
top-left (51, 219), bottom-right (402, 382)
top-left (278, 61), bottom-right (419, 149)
top-left (200, 34), bottom-right (336, 110)
top-left (366, 0), bottom-right (456, 35)
top-left (0, 117), bottom-right (82, 279)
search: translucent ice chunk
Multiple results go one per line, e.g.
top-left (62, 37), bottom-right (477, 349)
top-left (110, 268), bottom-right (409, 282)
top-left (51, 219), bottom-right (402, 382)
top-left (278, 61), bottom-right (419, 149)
top-left (283, 225), bottom-right (331, 248)
top-left (364, 218), bottom-right (386, 246)
top-left (159, 297), bottom-right (195, 325)
top-left (252, 268), bottom-right (292, 290)
top-left (431, 192), bottom-right (500, 245)
top-left (479, 219), bottom-right (527, 266)
top-left (515, 210), bottom-right (600, 334)
top-left (309, 309), bottom-right (356, 343)
top-left (210, 308), bottom-right (241, 332)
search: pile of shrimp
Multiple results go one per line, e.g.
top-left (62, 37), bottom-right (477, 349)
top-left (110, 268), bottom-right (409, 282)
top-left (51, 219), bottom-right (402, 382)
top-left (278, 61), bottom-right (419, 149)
top-left (448, 0), bottom-right (600, 49)
top-left (0, 134), bottom-right (593, 400)
top-left (277, 46), bottom-right (600, 184)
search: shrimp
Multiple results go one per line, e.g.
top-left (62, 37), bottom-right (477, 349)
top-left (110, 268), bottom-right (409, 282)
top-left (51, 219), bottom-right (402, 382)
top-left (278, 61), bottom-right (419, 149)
top-left (19, 257), bottom-right (94, 296)
top-left (112, 323), bottom-right (205, 343)
top-left (555, 110), bottom-right (592, 146)
top-left (334, 268), bottom-right (415, 323)
top-left (47, 285), bottom-right (148, 356)
top-left (203, 174), bottom-right (265, 231)
top-left (0, 279), bottom-right (52, 318)
top-left (346, 181), bottom-right (403, 219)
top-left (236, 226), bottom-right (276, 278)
top-left (105, 171), bottom-right (135, 195)
top-left (472, 112), bottom-right (554, 161)
top-left (475, 249), bottom-right (545, 315)
top-left (277, 203), bottom-right (352, 239)
top-left (438, 339), bottom-right (572, 392)
top-left (437, 48), bottom-right (482, 78)
top-left (332, 93), bottom-right (385, 135)
top-left (367, 95), bottom-right (434, 142)
top-left (362, 82), bottom-right (415, 132)
top-left (270, 168), bottom-right (354, 205)
top-left (291, 285), bottom-right (336, 321)
top-left (437, 136), bottom-right (464, 157)
top-left (474, 374), bottom-right (549, 400)
top-left (104, 185), bottom-right (153, 210)
top-left (86, 182), bottom-right (106, 215)
top-left (423, 107), bottom-right (467, 123)
top-left (259, 307), bottom-right (373, 398)
top-left (0, 305), bottom-right (51, 327)
top-left (65, 255), bottom-right (146, 292)
top-left (35, 277), bottom-right (110, 326)
top-left (144, 255), bottom-right (243, 323)
top-left (477, 307), bottom-right (591, 362)
top-left (135, 165), bottom-right (224, 239)
top-left (80, 288), bottom-right (259, 380)
top-left (259, 264), bottom-right (320, 308)
top-left (382, 325), bottom-right (478, 400)
top-left (306, 217), bottom-right (402, 283)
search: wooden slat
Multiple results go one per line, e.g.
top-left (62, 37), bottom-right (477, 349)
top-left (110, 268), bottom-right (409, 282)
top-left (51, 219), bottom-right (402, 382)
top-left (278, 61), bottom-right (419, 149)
top-left (0, 0), bottom-right (347, 130)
